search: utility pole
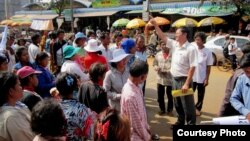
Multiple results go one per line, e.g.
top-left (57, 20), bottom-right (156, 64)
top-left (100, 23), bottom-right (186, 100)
top-left (4, 0), bottom-right (8, 19)
top-left (70, 0), bottom-right (74, 33)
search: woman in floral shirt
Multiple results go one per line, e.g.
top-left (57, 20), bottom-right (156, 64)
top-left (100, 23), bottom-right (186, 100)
top-left (56, 72), bottom-right (94, 141)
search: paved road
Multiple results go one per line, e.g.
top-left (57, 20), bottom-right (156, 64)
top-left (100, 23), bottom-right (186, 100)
top-left (145, 57), bottom-right (232, 141)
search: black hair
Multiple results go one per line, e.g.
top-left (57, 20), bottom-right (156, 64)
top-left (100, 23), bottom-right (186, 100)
top-left (94, 108), bottom-right (130, 141)
top-left (242, 43), bottom-right (250, 54)
top-left (0, 54), bottom-right (8, 65)
top-left (230, 37), bottom-right (235, 40)
top-left (240, 53), bottom-right (250, 68)
top-left (110, 62), bottom-right (117, 68)
top-left (87, 30), bottom-right (96, 38)
top-left (56, 72), bottom-right (78, 97)
top-left (129, 60), bottom-right (149, 77)
top-left (178, 27), bottom-right (190, 40)
top-left (50, 32), bottom-right (57, 39)
top-left (31, 34), bottom-right (41, 43)
top-left (17, 39), bottom-right (26, 46)
top-left (114, 32), bottom-right (123, 39)
top-left (31, 99), bottom-right (67, 137)
top-left (35, 52), bottom-right (49, 65)
top-left (89, 63), bottom-right (107, 83)
top-left (22, 94), bottom-right (42, 111)
top-left (0, 72), bottom-right (19, 106)
top-left (135, 34), bottom-right (145, 43)
top-left (194, 32), bottom-right (207, 43)
top-left (15, 47), bottom-right (27, 60)
top-left (100, 32), bottom-right (109, 40)
top-left (57, 29), bottom-right (65, 37)
top-left (19, 74), bottom-right (35, 87)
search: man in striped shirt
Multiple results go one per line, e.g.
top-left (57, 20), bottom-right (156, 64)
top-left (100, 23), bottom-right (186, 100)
top-left (121, 60), bottom-right (150, 141)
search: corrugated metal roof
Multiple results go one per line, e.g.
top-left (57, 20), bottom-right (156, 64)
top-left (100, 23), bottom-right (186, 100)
top-left (74, 11), bottom-right (117, 17)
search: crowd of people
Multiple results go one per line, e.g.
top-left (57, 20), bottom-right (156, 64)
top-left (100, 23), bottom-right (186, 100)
top-left (0, 15), bottom-right (250, 141)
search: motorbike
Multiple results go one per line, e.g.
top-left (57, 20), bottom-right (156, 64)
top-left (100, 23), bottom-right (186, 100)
top-left (146, 44), bottom-right (159, 58)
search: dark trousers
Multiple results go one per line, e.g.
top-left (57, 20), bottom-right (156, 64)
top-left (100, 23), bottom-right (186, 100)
top-left (193, 82), bottom-right (205, 111)
top-left (172, 77), bottom-right (196, 125)
top-left (229, 55), bottom-right (237, 70)
top-left (157, 84), bottom-right (173, 112)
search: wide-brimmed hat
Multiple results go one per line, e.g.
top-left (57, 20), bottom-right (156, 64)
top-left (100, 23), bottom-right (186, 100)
top-left (109, 49), bottom-right (132, 63)
top-left (17, 66), bottom-right (42, 79)
top-left (63, 45), bottom-right (80, 59)
top-left (84, 39), bottom-right (101, 52)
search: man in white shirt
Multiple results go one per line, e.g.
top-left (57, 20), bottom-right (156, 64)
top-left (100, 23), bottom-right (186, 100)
top-left (192, 32), bottom-right (213, 116)
top-left (150, 17), bottom-right (197, 126)
top-left (228, 37), bottom-right (238, 70)
top-left (28, 34), bottom-right (41, 63)
top-left (99, 32), bottom-right (113, 61)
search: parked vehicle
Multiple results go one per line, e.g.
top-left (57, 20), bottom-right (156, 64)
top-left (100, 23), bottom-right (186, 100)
top-left (146, 44), bottom-right (158, 58)
top-left (205, 35), bottom-right (250, 65)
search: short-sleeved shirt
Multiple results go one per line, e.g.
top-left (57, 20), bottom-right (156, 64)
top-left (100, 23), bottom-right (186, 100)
top-left (153, 51), bottom-right (172, 86)
top-left (192, 45), bottom-right (213, 83)
top-left (99, 44), bottom-right (113, 62)
top-left (28, 43), bottom-right (40, 63)
top-left (228, 43), bottom-right (237, 55)
top-left (60, 99), bottom-right (93, 141)
top-left (166, 38), bottom-right (197, 77)
top-left (84, 52), bottom-right (108, 71)
top-left (61, 60), bottom-right (89, 82)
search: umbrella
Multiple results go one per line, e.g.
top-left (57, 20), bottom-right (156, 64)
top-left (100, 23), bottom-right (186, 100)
top-left (171, 18), bottom-right (198, 27)
top-left (126, 18), bottom-right (146, 29)
top-left (147, 16), bottom-right (170, 26)
top-left (0, 20), bottom-right (13, 25)
top-left (198, 17), bottom-right (225, 27)
top-left (19, 21), bottom-right (32, 26)
top-left (112, 18), bottom-right (129, 27)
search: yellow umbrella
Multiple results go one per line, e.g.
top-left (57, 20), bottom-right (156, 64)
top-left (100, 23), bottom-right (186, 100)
top-left (10, 22), bottom-right (19, 27)
top-left (172, 18), bottom-right (198, 27)
top-left (126, 18), bottom-right (146, 29)
top-left (19, 21), bottom-right (32, 26)
top-left (198, 17), bottom-right (225, 27)
top-left (147, 16), bottom-right (170, 27)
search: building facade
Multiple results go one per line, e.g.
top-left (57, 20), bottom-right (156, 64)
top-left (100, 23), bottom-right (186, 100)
top-left (0, 0), bottom-right (30, 21)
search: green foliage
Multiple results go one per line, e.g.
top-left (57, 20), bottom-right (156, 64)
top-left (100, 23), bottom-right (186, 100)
top-left (50, 0), bottom-right (70, 16)
top-left (200, 0), bottom-right (250, 16)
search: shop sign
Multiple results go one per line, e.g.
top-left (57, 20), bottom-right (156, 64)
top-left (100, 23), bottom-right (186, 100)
top-left (162, 5), bottom-right (237, 17)
top-left (64, 9), bottom-right (72, 21)
top-left (92, 0), bottom-right (120, 8)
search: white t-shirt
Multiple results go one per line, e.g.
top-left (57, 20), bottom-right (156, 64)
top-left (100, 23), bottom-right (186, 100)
top-left (99, 44), bottom-right (113, 62)
top-left (228, 43), bottom-right (237, 55)
top-left (28, 43), bottom-right (40, 63)
top-left (166, 38), bottom-right (197, 77)
top-left (193, 46), bottom-right (213, 83)
top-left (61, 60), bottom-right (89, 82)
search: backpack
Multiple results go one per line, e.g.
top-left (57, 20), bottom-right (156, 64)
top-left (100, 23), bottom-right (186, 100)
top-left (223, 41), bottom-right (230, 58)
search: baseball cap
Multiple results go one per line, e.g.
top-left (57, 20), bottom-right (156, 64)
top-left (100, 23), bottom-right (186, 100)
top-left (121, 39), bottom-right (135, 54)
top-left (17, 66), bottom-right (42, 79)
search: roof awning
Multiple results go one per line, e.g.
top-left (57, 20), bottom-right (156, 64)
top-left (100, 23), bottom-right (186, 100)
top-left (74, 11), bottom-right (117, 17)
top-left (125, 9), bottom-right (162, 14)
top-left (10, 14), bottom-right (58, 20)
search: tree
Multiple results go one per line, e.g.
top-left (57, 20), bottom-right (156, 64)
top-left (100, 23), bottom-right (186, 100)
top-left (50, 0), bottom-right (70, 17)
top-left (200, 0), bottom-right (250, 16)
